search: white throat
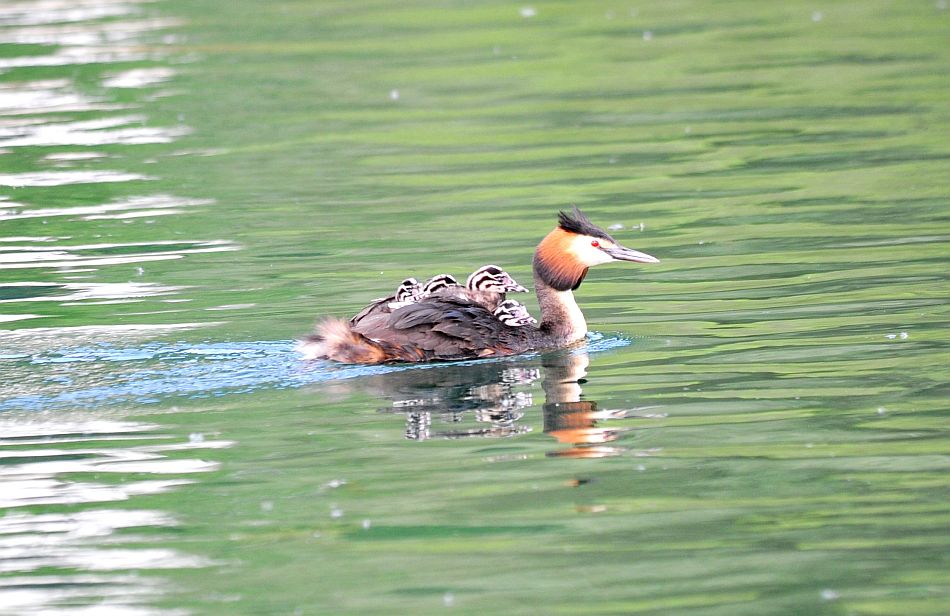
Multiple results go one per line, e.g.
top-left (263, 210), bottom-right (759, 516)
top-left (554, 289), bottom-right (587, 343)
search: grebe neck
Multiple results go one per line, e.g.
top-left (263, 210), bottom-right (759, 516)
top-left (532, 227), bottom-right (591, 346)
top-left (534, 274), bottom-right (587, 345)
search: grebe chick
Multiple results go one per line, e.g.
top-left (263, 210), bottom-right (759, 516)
top-left (465, 265), bottom-right (528, 295)
top-left (349, 277), bottom-right (419, 329)
top-left (387, 277), bottom-right (423, 309)
top-left (299, 207), bottom-right (659, 364)
top-left (425, 265), bottom-right (528, 313)
top-left (421, 274), bottom-right (458, 295)
top-left (493, 299), bottom-right (537, 327)
top-left (352, 267), bottom-right (523, 334)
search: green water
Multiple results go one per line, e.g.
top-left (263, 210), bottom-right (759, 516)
top-left (1, 0), bottom-right (949, 614)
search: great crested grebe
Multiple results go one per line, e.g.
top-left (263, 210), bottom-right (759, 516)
top-left (299, 207), bottom-right (659, 364)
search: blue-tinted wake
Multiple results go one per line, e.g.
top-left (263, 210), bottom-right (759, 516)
top-left (0, 333), bottom-right (630, 412)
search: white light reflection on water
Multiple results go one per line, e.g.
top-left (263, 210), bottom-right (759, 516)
top-left (0, 416), bottom-right (222, 613)
top-left (0, 0), bottom-right (142, 27)
top-left (0, 79), bottom-right (118, 116)
top-left (0, 1), bottom-right (231, 612)
top-left (0, 45), bottom-right (154, 70)
top-left (0, 573), bottom-right (185, 616)
top-left (0, 282), bottom-right (182, 304)
top-left (43, 151), bottom-right (108, 162)
top-left (0, 17), bottom-right (183, 46)
top-left (0, 0), bottom-right (219, 340)
top-left (103, 67), bottom-right (177, 89)
top-left (0, 239), bottom-right (238, 270)
top-left (0, 194), bottom-right (212, 222)
top-left (0, 115), bottom-right (191, 147)
top-left (0, 170), bottom-right (151, 187)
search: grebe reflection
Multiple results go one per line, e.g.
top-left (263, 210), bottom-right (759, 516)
top-left (540, 350), bottom-right (632, 459)
top-left (319, 348), bottom-right (640, 456)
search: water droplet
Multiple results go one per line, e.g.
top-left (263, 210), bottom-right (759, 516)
top-left (443, 592), bottom-right (455, 607)
top-left (389, 88), bottom-right (400, 101)
top-left (520, 7), bottom-right (537, 18)
top-left (261, 500), bottom-right (274, 512)
top-left (820, 589), bottom-right (839, 601)
top-left (899, 331), bottom-right (909, 339)
top-left (362, 519), bottom-right (372, 530)
top-left (877, 407), bottom-right (887, 415)
top-left (812, 11), bottom-right (823, 22)
top-left (330, 507), bottom-right (343, 519)
top-left (642, 30), bottom-right (653, 41)
top-left (189, 432), bottom-right (204, 443)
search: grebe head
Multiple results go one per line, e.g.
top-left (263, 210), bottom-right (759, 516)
top-left (533, 206), bottom-right (659, 291)
top-left (466, 265), bottom-right (529, 293)
top-left (422, 273), bottom-right (459, 295)
top-left (493, 299), bottom-right (538, 326)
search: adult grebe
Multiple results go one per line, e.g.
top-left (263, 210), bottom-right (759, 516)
top-left (299, 207), bottom-right (659, 363)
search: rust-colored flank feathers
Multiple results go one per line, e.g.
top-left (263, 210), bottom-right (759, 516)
top-left (298, 207), bottom-right (659, 364)
top-left (298, 318), bottom-right (387, 364)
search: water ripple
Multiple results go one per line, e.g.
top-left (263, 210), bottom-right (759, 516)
top-left (0, 415), bottom-right (221, 612)
top-left (0, 115), bottom-right (190, 148)
top-left (102, 67), bottom-right (177, 89)
top-left (0, 194), bottom-right (214, 222)
top-left (0, 79), bottom-right (117, 115)
top-left (0, 333), bottom-right (630, 412)
top-left (0, 239), bottom-right (238, 269)
top-left (0, 1), bottom-right (142, 27)
top-left (0, 2), bottom-right (226, 613)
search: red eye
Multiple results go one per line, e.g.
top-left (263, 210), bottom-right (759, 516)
top-left (591, 240), bottom-right (600, 247)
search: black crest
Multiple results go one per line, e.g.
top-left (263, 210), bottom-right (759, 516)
top-left (557, 206), bottom-right (614, 241)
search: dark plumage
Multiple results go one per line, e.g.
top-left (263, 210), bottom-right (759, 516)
top-left (299, 207), bottom-right (659, 364)
top-left (557, 206), bottom-right (614, 242)
top-left (350, 265), bottom-right (526, 332)
top-left (301, 296), bottom-right (535, 362)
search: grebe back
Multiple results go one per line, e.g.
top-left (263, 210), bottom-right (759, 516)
top-left (299, 207), bottom-right (658, 363)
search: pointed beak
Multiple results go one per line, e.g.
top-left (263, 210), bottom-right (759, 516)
top-left (604, 244), bottom-right (660, 264)
top-left (510, 282), bottom-right (529, 293)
